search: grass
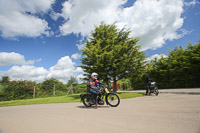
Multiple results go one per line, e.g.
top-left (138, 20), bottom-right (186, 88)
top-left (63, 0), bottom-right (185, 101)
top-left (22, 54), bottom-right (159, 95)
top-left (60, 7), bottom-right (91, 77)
top-left (0, 92), bottom-right (144, 107)
top-left (118, 92), bottom-right (144, 99)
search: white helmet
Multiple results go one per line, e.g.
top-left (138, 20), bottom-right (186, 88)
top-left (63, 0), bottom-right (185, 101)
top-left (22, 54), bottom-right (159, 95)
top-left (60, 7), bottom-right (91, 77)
top-left (91, 72), bottom-right (98, 80)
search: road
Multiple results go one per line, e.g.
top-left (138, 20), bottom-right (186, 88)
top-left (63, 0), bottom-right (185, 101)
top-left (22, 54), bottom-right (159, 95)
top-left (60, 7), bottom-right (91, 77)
top-left (0, 89), bottom-right (200, 133)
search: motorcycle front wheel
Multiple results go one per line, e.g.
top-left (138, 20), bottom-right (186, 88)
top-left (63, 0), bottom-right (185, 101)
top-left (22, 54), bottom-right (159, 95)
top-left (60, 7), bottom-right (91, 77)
top-left (154, 86), bottom-right (159, 96)
top-left (82, 94), bottom-right (92, 107)
top-left (106, 93), bottom-right (120, 107)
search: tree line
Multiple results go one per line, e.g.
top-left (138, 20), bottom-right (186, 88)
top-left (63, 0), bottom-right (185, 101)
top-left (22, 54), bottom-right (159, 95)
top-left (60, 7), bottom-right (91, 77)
top-left (148, 42), bottom-right (200, 89)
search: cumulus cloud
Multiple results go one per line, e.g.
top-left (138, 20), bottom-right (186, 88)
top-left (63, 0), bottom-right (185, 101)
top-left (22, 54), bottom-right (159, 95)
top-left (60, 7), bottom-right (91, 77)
top-left (116, 0), bottom-right (184, 50)
top-left (59, 0), bottom-right (185, 51)
top-left (1, 55), bottom-right (83, 83)
top-left (0, 0), bottom-right (55, 38)
top-left (47, 56), bottom-right (83, 83)
top-left (71, 53), bottom-right (81, 60)
top-left (0, 52), bottom-right (38, 66)
top-left (4, 65), bottom-right (49, 82)
top-left (59, 0), bottom-right (126, 36)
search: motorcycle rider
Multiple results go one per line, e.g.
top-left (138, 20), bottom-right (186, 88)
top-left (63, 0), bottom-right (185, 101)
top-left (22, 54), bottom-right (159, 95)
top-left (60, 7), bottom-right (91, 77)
top-left (146, 76), bottom-right (154, 95)
top-left (88, 72), bottom-right (101, 108)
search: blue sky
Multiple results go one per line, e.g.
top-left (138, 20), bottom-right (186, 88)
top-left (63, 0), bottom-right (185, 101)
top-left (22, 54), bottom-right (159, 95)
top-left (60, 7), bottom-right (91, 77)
top-left (0, 0), bottom-right (199, 83)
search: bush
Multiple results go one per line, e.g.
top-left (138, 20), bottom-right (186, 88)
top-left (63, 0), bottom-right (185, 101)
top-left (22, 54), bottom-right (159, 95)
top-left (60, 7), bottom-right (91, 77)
top-left (1, 81), bottom-right (35, 101)
top-left (40, 78), bottom-right (67, 96)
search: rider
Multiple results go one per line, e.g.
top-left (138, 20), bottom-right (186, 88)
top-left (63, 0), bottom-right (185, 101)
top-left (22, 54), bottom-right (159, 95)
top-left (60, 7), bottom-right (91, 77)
top-left (88, 72), bottom-right (101, 108)
top-left (146, 76), bottom-right (154, 95)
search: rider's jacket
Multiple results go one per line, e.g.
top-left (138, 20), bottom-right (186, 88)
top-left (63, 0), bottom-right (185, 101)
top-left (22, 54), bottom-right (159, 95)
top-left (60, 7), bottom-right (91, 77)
top-left (146, 77), bottom-right (153, 85)
top-left (88, 78), bottom-right (99, 90)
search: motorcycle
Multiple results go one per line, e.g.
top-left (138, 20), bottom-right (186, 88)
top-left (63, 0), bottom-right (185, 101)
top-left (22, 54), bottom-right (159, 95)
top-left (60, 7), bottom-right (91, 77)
top-left (148, 81), bottom-right (159, 96)
top-left (80, 83), bottom-right (120, 108)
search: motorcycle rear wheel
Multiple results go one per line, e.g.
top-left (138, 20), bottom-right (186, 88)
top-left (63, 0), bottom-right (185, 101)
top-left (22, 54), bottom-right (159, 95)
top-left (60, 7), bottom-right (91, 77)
top-left (106, 93), bottom-right (120, 107)
top-left (82, 95), bottom-right (92, 107)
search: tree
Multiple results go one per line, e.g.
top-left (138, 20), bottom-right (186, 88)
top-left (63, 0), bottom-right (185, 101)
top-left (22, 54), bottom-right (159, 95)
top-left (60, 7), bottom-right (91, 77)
top-left (80, 22), bottom-right (146, 91)
top-left (40, 78), bottom-right (66, 95)
top-left (0, 76), bottom-right (10, 85)
top-left (67, 76), bottom-right (78, 86)
top-left (67, 76), bottom-right (78, 94)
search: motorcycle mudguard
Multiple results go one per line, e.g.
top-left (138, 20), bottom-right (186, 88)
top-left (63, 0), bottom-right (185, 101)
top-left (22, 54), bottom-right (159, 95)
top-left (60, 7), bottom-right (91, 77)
top-left (80, 93), bottom-right (92, 101)
top-left (80, 93), bottom-right (87, 101)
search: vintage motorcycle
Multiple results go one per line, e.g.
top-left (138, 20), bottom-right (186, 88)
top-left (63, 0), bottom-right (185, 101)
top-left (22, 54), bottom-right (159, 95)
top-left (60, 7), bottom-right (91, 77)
top-left (148, 81), bottom-right (159, 96)
top-left (80, 83), bottom-right (120, 107)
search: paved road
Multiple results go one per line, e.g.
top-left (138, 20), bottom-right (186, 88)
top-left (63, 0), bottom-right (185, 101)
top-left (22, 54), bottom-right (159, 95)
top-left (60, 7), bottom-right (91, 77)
top-left (0, 89), bottom-right (200, 133)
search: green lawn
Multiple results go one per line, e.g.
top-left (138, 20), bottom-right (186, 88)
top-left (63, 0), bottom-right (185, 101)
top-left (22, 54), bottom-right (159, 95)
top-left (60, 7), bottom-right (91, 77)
top-left (0, 92), bottom-right (144, 107)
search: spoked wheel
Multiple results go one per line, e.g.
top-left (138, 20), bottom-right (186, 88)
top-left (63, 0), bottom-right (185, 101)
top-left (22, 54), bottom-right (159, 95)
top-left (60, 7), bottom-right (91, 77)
top-left (106, 93), bottom-right (120, 107)
top-left (154, 86), bottom-right (159, 96)
top-left (82, 95), bottom-right (92, 107)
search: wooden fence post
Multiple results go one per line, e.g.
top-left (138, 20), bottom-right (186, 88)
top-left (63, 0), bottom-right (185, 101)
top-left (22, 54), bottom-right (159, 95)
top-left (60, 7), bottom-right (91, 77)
top-left (67, 84), bottom-right (73, 95)
top-left (33, 86), bottom-right (36, 99)
top-left (53, 84), bottom-right (56, 96)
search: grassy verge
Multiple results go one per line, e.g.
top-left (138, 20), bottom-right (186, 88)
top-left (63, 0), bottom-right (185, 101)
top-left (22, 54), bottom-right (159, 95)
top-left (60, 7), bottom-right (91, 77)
top-left (0, 92), bottom-right (144, 107)
top-left (118, 92), bottom-right (144, 99)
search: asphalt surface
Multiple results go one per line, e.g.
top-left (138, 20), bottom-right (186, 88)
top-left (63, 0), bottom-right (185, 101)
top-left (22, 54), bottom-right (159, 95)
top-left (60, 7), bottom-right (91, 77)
top-left (0, 89), bottom-right (200, 133)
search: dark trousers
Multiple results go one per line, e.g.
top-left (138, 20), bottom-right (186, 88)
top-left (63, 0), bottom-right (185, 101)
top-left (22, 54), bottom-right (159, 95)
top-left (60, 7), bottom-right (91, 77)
top-left (89, 89), bottom-right (101, 104)
top-left (146, 84), bottom-right (150, 95)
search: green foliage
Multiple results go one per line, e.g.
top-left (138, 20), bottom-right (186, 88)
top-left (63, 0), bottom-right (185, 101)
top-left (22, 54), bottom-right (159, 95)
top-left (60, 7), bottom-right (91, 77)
top-left (148, 41), bottom-right (200, 88)
top-left (39, 78), bottom-right (67, 96)
top-left (71, 83), bottom-right (87, 94)
top-left (0, 76), bottom-right (87, 101)
top-left (0, 80), bottom-right (36, 101)
top-left (80, 22), bottom-right (146, 91)
top-left (67, 76), bottom-right (78, 86)
top-left (0, 76), bottom-right (10, 85)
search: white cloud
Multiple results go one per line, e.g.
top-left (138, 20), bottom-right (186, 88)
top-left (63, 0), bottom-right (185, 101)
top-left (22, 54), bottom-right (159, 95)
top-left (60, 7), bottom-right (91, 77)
top-left (71, 53), bottom-right (81, 60)
top-left (59, 0), bottom-right (126, 36)
top-left (0, 52), bottom-right (38, 66)
top-left (77, 74), bottom-right (85, 81)
top-left (47, 56), bottom-right (83, 83)
top-left (4, 65), bottom-right (49, 82)
top-left (184, 0), bottom-right (200, 7)
top-left (75, 67), bottom-right (83, 73)
top-left (76, 43), bottom-right (85, 50)
top-left (146, 54), bottom-right (168, 62)
top-left (0, 55), bottom-right (83, 83)
top-left (116, 0), bottom-right (184, 50)
top-left (59, 0), bottom-right (184, 51)
top-left (0, 0), bottom-right (55, 38)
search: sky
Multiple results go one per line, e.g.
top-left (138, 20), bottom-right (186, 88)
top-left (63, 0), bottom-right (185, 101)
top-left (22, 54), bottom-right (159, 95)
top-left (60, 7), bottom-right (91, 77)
top-left (0, 0), bottom-right (200, 83)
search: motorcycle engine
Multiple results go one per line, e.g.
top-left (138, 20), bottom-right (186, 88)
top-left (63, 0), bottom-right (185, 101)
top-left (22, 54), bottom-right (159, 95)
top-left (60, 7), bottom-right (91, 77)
top-left (98, 100), bottom-right (104, 105)
top-left (97, 97), bottom-right (104, 105)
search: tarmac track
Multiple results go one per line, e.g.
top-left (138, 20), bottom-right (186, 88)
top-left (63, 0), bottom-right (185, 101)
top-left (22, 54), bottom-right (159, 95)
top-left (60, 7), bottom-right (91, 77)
top-left (0, 89), bottom-right (200, 133)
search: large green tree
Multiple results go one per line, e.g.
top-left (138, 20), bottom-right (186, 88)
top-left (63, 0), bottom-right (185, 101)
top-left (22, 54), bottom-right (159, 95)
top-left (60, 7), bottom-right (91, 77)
top-left (80, 23), bottom-right (146, 91)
